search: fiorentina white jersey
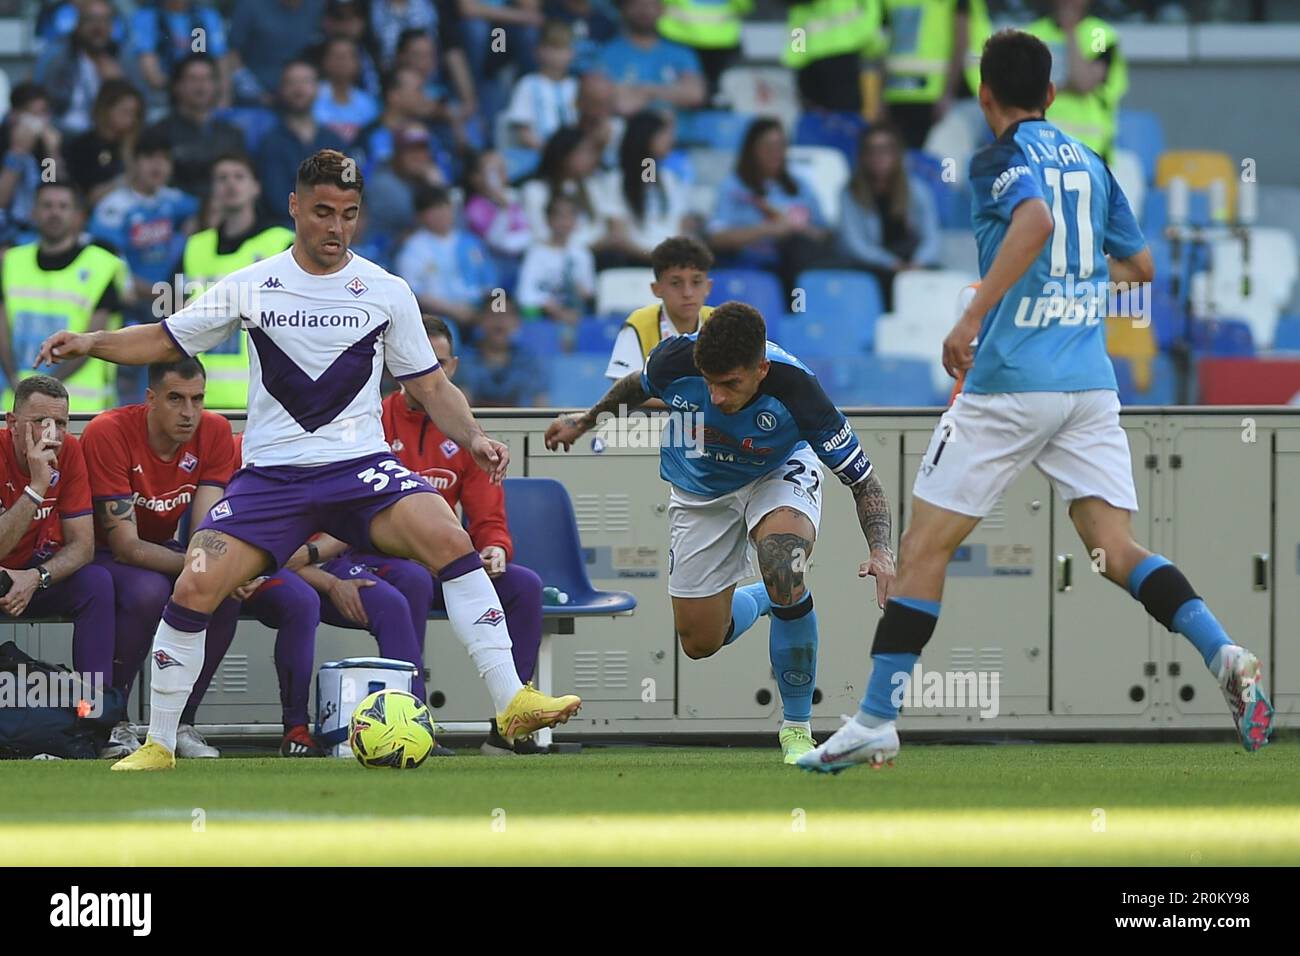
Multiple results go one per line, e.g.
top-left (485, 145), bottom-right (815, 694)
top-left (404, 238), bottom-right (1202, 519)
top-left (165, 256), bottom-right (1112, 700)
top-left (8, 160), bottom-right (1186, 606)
top-left (162, 248), bottom-right (439, 467)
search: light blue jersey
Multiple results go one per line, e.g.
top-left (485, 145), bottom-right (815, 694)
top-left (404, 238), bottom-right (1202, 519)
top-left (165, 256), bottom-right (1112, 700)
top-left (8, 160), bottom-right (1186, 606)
top-left (966, 118), bottom-right (1146, 394)
top-left (641, 335), bottom-right (873, 498)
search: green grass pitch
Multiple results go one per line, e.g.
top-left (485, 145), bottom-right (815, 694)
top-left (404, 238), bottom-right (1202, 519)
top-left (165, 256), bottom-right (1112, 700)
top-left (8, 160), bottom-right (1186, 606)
top-left (2, 742), bottom-right (1298, 865)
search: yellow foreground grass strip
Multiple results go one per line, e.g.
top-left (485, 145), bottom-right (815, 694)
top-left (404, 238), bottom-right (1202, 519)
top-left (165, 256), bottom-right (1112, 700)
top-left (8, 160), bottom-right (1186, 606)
top-left (4, 808), bottom-right (1300, 865)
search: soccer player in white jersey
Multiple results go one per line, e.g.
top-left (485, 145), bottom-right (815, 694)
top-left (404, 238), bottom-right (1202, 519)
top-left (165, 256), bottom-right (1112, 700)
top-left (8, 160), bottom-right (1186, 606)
top-left (37, 150), bottom-right (582, 770)
top-left (800, 31), bottom-right (1274, 773)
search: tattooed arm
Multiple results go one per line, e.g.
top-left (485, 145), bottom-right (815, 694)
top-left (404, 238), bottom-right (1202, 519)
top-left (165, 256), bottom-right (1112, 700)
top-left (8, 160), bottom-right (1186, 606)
top-left (96, 496), bottom-right (186, 576)
top-left (852, 471), bottom-right (896, 608)
top-left (544, 371), bottom-right (652, 451)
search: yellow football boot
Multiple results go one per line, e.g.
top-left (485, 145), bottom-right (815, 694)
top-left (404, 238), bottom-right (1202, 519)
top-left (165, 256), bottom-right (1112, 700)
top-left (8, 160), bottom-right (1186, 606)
top-left (496, 683), bottom-right (582, 744)
top-left (110, 740), bottom-right (176, 771)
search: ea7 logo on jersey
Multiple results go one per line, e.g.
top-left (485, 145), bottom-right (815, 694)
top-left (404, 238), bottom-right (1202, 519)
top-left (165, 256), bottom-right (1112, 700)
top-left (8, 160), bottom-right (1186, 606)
top-left (991, 165), bottom-right (1032, 201)
top-left (260, 277), bottom-right (283, 289)
top-left (474, 608), bottom-right (506, 627)
top-left (210, 500), bottom-right (233, 520)
top-left (671, 394), bottom-right (699, 412)
top-left (821, 420), bottom-right (854, 453)
top-left (345, 277), bottom-right (368, 297)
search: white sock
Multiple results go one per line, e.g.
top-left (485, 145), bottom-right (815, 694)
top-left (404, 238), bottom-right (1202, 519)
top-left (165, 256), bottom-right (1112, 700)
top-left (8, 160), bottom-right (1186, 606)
top-left (781, 719), bottom-right (811, 733)
top-left (855, 712), bottom-right (891, 729)
top-left (147, 618), bottom-right (207, 752)
top-left (441, 565), bottom-right (524, 711)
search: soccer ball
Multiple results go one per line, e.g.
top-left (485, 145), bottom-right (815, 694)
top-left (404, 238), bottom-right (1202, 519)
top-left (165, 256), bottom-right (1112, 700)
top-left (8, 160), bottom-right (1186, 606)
top-left (348, 689), bottom-right (436, 769)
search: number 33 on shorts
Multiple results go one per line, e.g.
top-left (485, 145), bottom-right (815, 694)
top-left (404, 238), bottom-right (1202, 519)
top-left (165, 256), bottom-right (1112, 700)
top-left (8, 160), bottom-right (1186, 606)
top-left (356, 459), bottom-right (416, 492)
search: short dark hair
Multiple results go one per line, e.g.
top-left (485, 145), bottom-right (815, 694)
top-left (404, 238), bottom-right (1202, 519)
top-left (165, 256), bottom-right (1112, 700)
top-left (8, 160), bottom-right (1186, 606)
top-left (413, 183), bottom-right (451, 212)
top-left (980, 29), bottom-right (1053, 113)
top-left (10, 82), bottom-right (47, 112)
top-left (650, 236), bottom-right (713, 279)
top-left (544, 192), bottom-right (579, 219)
top-left (296, 148), bottom-right (364, 194)
top-left (13, 375), bottom-right (68, 412)
top-left (212, 152), bottom-right (259, 180)
top-left (282, 57), bottom-right (318, 79)
top-left (34, 179), bottom-right (83, 207)
top-left (422, 315), bottom-right (454, 351)
top-left (693, 301), bottom-right (766, 375)
top-left (171, 51), bottom-right (218, 89)
top-left (396, 27), bottom-right (433, 58)
top-left (148, 357), bottom-right (206, 390)
top-left (380, 66), bottom-right (420, 104)
top-left (133, 125), bottom-right (172, 159)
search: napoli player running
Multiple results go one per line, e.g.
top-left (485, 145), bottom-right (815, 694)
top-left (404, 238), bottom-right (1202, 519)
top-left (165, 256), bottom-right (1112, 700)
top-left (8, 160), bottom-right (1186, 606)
top-left (546, 303), bottom-right (896, 764)
top-left (800, 31), bottom-right (1274, 773)
top-left (37, 149), bottom-right (582, 770)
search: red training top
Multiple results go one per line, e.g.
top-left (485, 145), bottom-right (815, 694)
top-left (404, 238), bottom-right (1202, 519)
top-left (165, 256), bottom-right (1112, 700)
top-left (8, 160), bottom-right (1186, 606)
top-left (0, 429), bottom-right (91, 567)
top-left (379, 391), bottom-right (513, 560)
top-left (81, 404), bottom-right (236, 548)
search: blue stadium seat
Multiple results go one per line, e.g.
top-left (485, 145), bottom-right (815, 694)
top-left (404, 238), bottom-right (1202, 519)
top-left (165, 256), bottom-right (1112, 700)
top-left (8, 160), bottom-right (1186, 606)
top-left (707, 268), bottom-right (786, 320)
top-left (793, 110), bottom-right (868, 165)
top-left (515, 320), bottom-right (563, 355)
top-left (677, 110), bottom-right (752, 150)
top-left (547, 354), bottom-right (610, 407)
top-left (1117, 110), bottom-right (1166, 184)
top-left (907, 150), bottom-right (971, 229)
top-left (792, 270), bottom-right (883, 350)
top-left (1191, 319), bottom-right (1255, 356)
top-left (807, 355), bottom-right (938, 406)
top-left (1273, 315), bottom-right (1300, 351)
top-left (1143, 188), bottom-right (1212, 231)
top-left (1113, 354), bottom-right (1177, 405)
top-left (213, 106), bottom-right (278, 153)
top-left (502, 146), bottom-right (540, 182)
top-left (501, 478), bottom-right (637, 615)
top-left (574, 315), bottom-right (623, 354)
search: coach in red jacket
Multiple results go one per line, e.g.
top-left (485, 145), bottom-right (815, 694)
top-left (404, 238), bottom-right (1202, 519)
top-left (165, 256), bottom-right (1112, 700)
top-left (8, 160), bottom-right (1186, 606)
top-left (380, 317), bottom-right (544, 735)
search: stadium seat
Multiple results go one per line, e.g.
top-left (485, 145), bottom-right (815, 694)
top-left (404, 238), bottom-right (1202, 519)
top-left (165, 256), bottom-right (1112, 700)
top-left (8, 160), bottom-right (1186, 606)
top-left (938, 229), bottom-right (980, 275)
top-left (1112, 148), bottom-right (1146, 222)
top-left (874, 314), bottom-right (953, 397)
top-left (791, 270), bottom-right (883, 350)
top-left (707, 268), bottom-right (786, 319)
top-left (677, 109), bottom-right (752, 150)
top-left (907, 150), bottom-right (970, 229)
top-left (892, 269), bottom-right (976, 321)
top-left (1273, 315), bottom-right (1300, 351)
top-left (547, 354), bottom-right (611, 407)
top-left (792, 110), bottom-right (867, 165)
top-left (1159, 150), bottom-right (1237, 223)
top-left (502, 146), bottom-right (540, 182)
top-left (718, 66), bottom-right (799, 131)
top-left (1143, 187), bottom-right (1212, 229)
top-left (1191, 318), bottom-right (1255, 356)
top-left (501, 478), bottom-right (637, 617)
top-left (574, 315), bottom-right (623, 354)
top-left (213, 106), bottom-right (278, 153)
top-left (685, 147), bottom-right (734, 192)
top-left (1117, 109), bottom-right (1166, 184)
top-left (786, 145), bottom-right (849, 223)
top-left (807, 355), bottom-right (938, 406)
top-left (1114, 356), bottom-right (1177, 405)
top-left (596, 268), bottom-right (655, 316)
top-left (1188, 269), bottom-right (1281, 349)
top-left (1210, 228), bottom-right (1299, 310)
top-left (516, 320), bottom-right (563, 355)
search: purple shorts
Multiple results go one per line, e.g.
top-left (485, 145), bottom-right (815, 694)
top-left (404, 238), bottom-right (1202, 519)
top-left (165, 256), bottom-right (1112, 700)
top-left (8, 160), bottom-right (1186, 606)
top-left (194, 450), bottom-right (439, 571)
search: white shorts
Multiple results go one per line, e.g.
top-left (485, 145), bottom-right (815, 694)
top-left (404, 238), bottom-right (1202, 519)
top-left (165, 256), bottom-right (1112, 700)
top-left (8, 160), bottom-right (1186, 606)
top-left (667, 445), bottom-right (824, 598)
top-left (912, 389), bottom-right (1139, 518)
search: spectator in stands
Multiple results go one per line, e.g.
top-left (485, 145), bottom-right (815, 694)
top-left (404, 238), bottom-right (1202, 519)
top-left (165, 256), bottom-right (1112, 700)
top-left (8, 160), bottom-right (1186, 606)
top-left (0, 84), bottom-right (65, 248)
top-left (81, 359), bottom-right (244, 759)
top-left (462, 148), bottom-right (532, 278)
top-left (379, 315), bottom-right (549, 754)
top-left (65, 79), bottom-right (144, 209)
top-left (596, 0), bottom-right (706, 114)
top-left (33, 0), bottom-right (126, 136)
top-left (517, 193), bottom-right (596, 327)
top-left (33, 0), bottom-right (128, 52)
top-left (782, 0), bottom-right (881, 114)
top-left (129, 0), bottom-right (232, 108)
top-left (145, 53), bottom-right (246, 198)
top-left (545, 0), bottom-right (620, 72)
top-left (835, 122), bottom-right (940, 310)
top-left (458, 296), bottom-right (549, 406)
top-left (575, 71), bottom-right (624, 169)
top-left (504, 20), bottom-right (579, 150)
top-left (458, 0), bottom-right (544, 117)
top-left (394, 184), bottom-right (497, 329)
top-left (658, 0), bottom-right (751, 96)
top-left (596, 108), bottom-right (691, 264)
top-left (228, 0), bottom-right (326, 106)
top-left (0, 182), bottom-right (129, 411)
top-left (355, 67), bottom-right (455, 178)
top-left (707, 116), bottom-right (829, 295)
top-left (89, 127), bottom-right (199, 402)
top-left (257, 60), bottom-right (349, 228)
top-left (521, 126), bottom-right (613, 257)
top-left (365, 124), bottom-right (447, 240)
top-left (0, 376), bottom-right (115, 753)
top-left (370, 0), bottom-right (438, 66)
top-left (314, 37), bottom-right (382, 145)
top-left (320, 0), bottom-right (383, 97)
top-left (394, 29), bottom-right (475, 152)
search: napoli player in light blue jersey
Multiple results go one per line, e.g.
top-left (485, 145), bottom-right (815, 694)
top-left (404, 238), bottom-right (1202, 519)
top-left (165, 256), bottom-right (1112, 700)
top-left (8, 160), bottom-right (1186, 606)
top-left (800, 30), bottom-right (1274, 774)
top-left (545, 301), bottom-right (897, 764)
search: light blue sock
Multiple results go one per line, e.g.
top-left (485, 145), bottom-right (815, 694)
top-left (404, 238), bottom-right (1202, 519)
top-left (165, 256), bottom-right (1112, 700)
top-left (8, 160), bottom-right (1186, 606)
top-left (1127, 554), bottom-right (1232, 668)
top-left (858, 597), bottom-right (939, 722)
top-left (769, 594), bottom-right (817, 722)
top-left (723, 581), bottom-right (771, 646)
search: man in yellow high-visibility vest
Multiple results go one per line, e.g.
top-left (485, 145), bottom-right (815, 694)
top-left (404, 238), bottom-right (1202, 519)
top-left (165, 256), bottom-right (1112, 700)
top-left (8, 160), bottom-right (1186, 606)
top-left (658, 0), bottom-right (753, 95)
top-left (1023, 0), bottom-right (1127, 162)
top-left (782, 0), bottom-right (884, 113)
top-left (0, 181), bottom-right (127, 412)
top-left (173, 154), bottom-right (293, 410)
